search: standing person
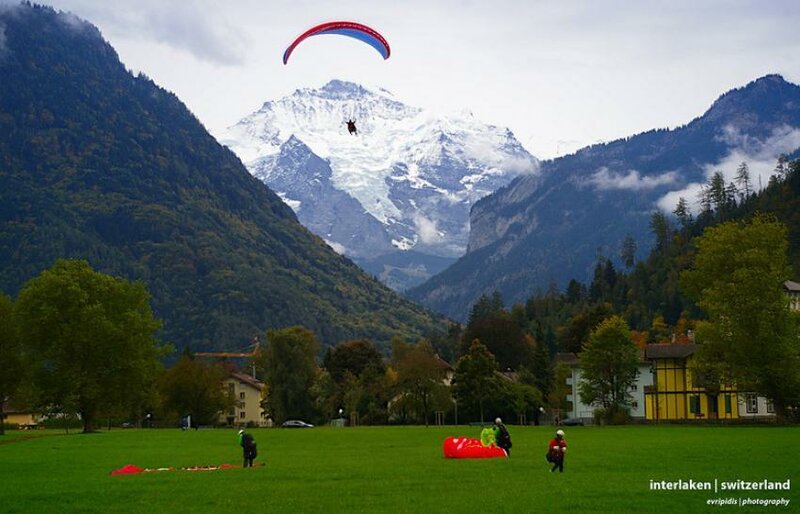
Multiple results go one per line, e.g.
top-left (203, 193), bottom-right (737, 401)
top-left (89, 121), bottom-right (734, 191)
top-left (493, 418), bottom-right (512, 456)
top-left (345, 119), bottom-right (358, 135)
top-left (239, 429), bottom-right (258, 468)
top-left (547, 429), bottom-right (567, 472)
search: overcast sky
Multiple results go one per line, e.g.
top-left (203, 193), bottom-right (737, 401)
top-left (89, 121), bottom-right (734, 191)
top-left (27, 0), bottom-right (800, 158)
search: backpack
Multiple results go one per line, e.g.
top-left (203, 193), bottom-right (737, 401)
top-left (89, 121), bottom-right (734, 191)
top-left (243, 434), bottom-right (257, 457)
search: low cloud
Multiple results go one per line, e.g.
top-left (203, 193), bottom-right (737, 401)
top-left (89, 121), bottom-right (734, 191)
top-left (589, 167), bottom-right (678, 191)
top-left (413, 213), bottom-right (442, 244)
top-left (324, 239), bottom-right (347, 255)
top-left (657, 125), bottom-right (800, 214)
top-left (48, 1), bottom-right (247, 65)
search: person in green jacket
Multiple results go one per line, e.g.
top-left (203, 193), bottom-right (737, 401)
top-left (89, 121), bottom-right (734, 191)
top-left (480, 426), bottom-right (496, 447)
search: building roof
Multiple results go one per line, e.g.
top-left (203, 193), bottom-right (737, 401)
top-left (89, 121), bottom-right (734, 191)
top-left (645, 343), bottom-right (698, 360)
top-left (784, 280), bottom-right (800, 292)
top-left (229, 371), bottom-right (264, 390)
top-left (433, 354), bottom-right (454, 371)
top-left (554, 353), bottom-right (580, 366)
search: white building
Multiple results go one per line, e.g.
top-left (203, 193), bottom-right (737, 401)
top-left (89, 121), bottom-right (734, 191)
top-left (556, 352), bottom-right (653, 423)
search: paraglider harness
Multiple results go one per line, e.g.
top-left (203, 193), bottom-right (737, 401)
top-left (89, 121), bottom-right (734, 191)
top-left (496, 424), bottom-right (512, 450)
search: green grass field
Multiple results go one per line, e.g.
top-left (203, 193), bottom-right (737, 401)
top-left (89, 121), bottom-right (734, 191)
top-left (1, 425), bottom-right (797, 513)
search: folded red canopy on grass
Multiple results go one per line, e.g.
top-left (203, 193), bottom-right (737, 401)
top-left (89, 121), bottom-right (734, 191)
top-left (442, 437), bottom-right (508, 459)
top-left (111, 463), bottom-right (248, 475)
top-left (111, 464), bottom-right (144, 475)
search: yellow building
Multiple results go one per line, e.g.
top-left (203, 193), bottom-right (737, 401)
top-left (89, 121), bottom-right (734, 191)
top-left (220, 372), bottom-right (269, 427)
top-left (2, 406), bottom-right (44, 429)
top-left (644, 343), bottom-right (752, 421)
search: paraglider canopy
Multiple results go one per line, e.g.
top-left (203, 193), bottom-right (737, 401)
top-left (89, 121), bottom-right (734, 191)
top-left (283, 21), bottom-right (391, 64)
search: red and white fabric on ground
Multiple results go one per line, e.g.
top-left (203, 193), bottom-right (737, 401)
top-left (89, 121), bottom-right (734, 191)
top-left (442, 437), bottom-right (507, 459)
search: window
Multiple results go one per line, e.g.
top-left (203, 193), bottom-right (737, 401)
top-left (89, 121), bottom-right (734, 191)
top-left (766, 399), bottom-right (775, 413)
top-left (630, 384), bottom-right (638, 391)
top-left (228, 383), bottom-right (235, 394)
top-left (690, 395), bottom-right (701, 415)
top-left (239, 411), bottom-right (246, 419)
top-left (630, 401), bottom-right (639, 410)
top-left (725, 395), bottom-right (732, 414)
top-left (746, 394), bottom-right (758, 414)
top-left (240, 392), bottom-right (246, 400)
top-left (228, 408), bottom-right (235, 416)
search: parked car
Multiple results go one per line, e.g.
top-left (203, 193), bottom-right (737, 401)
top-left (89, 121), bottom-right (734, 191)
top-left (281, 420), bottom-right (314, 428)
top-left (560, 417), bottom-right (584, 426)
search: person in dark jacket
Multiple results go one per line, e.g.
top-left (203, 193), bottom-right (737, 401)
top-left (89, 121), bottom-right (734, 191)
top-left (493, 418), bottom-right (512, 456)
top-left (239, 429), bottom-right (257, 468)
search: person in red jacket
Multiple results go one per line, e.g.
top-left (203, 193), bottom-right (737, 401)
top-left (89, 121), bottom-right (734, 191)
top-left (547, 429), bottom-right (567, 472)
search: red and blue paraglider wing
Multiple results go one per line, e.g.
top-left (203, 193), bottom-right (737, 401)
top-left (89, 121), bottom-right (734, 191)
top-left (283, 21), bottom-right (391, 64)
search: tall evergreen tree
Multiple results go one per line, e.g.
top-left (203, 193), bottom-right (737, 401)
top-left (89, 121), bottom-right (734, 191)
top-left (734, 161), bottom-right (752, 200)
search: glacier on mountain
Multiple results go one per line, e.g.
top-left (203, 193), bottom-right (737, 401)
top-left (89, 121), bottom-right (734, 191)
top-left (220, 79), bottom-right (539, 287)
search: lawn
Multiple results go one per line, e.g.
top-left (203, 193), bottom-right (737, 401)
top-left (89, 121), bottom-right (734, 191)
top-left (0, 424), bottom-right (797, 513)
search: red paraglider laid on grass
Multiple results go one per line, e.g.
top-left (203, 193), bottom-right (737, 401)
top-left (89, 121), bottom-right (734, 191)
top-left (442, 437), bottom-right (508, 459)
top-left (110, 463), bottom-right (261, 475)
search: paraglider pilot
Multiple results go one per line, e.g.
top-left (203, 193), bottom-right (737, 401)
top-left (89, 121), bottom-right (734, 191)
top-left (346, 119), bottom-right (358, 135)
top-left (547, 429), bottom-right (567, 473)
top-left (239, 429), bottom-right (258, 468)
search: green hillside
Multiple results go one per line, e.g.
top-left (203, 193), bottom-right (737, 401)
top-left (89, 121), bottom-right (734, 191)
top-left (0, 4), bottom-right (443, 352)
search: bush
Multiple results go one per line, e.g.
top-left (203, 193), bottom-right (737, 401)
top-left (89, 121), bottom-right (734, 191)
top-left (593, 405), bottom-right (631, 425)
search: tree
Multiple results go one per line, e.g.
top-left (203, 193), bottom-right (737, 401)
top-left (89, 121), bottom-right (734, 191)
top-left (15, 260), bottom-right (164, 433)
top-left (734, 162), bottom-right (752, 200)
top-left (323, 339), bottom-right (384, 384)
top-left (467, 292), bottom-right (504, 327)
top-left (530, 326), bottom-right (552, 396)
top-left (649, 211), bottom-right (671, 251)
top-left (323, 339), bottom-right (388, 424)
top-left (673, 197), bottom-right (692, 231)
top-left (578, 316), bottom-right (639, 423)
top-left (680, 215), bottom-right (800, 419)
top-left (461, 312), bottom-right (532, 371)
top-left (565, 279), bottom-right (584, 304)
top-left (620, 235), bottom-right (637, 269)
top-left (452, 340), bottom-right (498, 423)
top-left (256, 326), bottom-right (319, 424)
top-left (158, 354), bottom-right (233, 425)
top-left (392, 339), bottom-right (448, 426)
top-left (548, 362), bottom-right (572, 417)
top-left (708, 171), bottom-right (727, 214)
top-left (0, 293), bottom-right (24, 435)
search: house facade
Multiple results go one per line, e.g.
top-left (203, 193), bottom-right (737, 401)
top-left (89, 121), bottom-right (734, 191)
top-left (643, 343), bottom-right (774, 421)
top-left (2, 406), bottom-right (44, 428)
top-left (556, 352), bottom-right (653, 423)
top-left (220, 372), bottom-right (268, 427)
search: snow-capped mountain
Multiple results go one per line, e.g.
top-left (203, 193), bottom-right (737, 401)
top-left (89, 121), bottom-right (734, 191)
top-left (220, 80), bottom-right (539, 289)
